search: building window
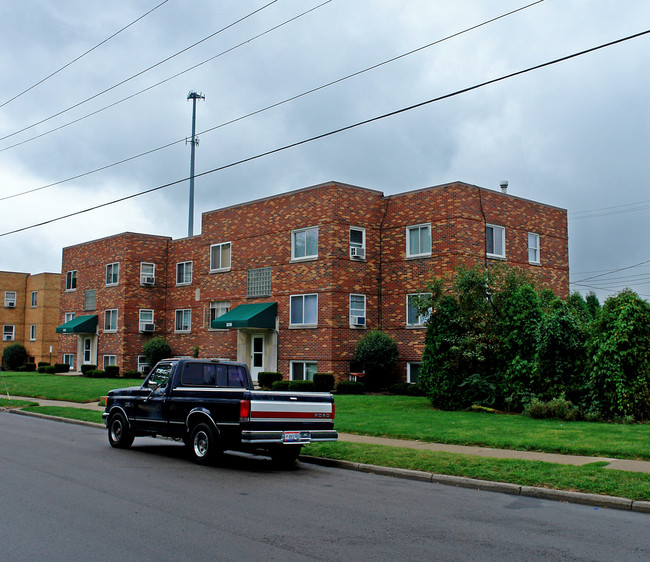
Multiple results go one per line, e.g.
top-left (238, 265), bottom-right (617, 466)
top-left (139, 309), bottom-right (154, 332)
top-left (138, 356), bottom-right (150, 374)
top-left (486, 224), bottom-right (506, 258)
top-left (104, 309), bottom-right (118, 332)
top-left (176, 261), bottom-right (193, 285)
top-left (247, 267), bottom-right (272, 297)
top-left (291, 361), bottom-right (318, 381)
top-left (66, 270), bottom-right (77, 291)
top-left (175, 309), bottom-right (192, 332)
top-left (210, 242), bottom-right (231, 272)
top-left (83, 289), bottom-right (96, 311)
top-left (291, 226), bottom-right (318, 261)
top-left (31, 291), bottom-right (38, 307)
top-left (63, 354), bottom-right (75, 370)
top-left (407, 293), bottom-right (431, 327)
top-left (350, 227), bottom-right (366, 259)
top-left (3, 325), bottom-right (15, 342)
top-left (140, 262), bottom-right (155, 285)
top-left (528, 233), bottom-right (540, 264)
top-left (407, 362), bottom-right (421, 384)
top-left (30, 325), bottom-right (36, 341)
top-left (290, 294), bottom-right (318, 326)
top-left (106, 262), bottom-right (119, 286)
top-left (406, 224), bottom-right (431, 258)
top-left (350, 294), bottom-right (366, 327)
top-left (103, 355), bottom-right (117, 368)
top-left (64, 312), bottom-right (75, 323)
top-left (4, 291), bottom-right (16, 308)
top-left (209, 301), bottom-right (230, 327)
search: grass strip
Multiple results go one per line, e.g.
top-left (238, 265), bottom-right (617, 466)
top-left (0, 398), bottom-right (38, 408)
top-left (23, 406), bottom-right (104, 424)
top-left (304, 442), bottom-right (650, 501)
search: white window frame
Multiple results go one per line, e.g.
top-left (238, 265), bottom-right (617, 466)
top-left (486, 224), bottom-right (506, 259)
top-left (31, 291), bottom-right (37, 308)
top-left (291, 226), bottom-right (319, 261)
top-left (290, 294), bottom-right (318, 327)
top-left (176, 261), bottom-right (193, 285)
top-left (30, 324), bottom-right (36, 341)
top-left (290, 360), bottom-right (318, 381)
top-left (139, 309), bottom-right (154, 332)
top-left (349, 294), bottom-right (367, 327)
top-left (3, 325), bottom-right (15, 342)
top-left (106, 262), bottom-right (120, 286)
top-left (104, 309), bottom-right (118, 332)
top-left (210, 242), bottom-right (232, 272)
top-left (175, 309), bottom-right (192, 332)
top-left (140, 262), bottom-right (155, 285)
top-left (209, 301), bottom-right (230, 328)
top-left (406, 223), bottom-right (431, 258)
top-left (350, 227), bottom-right (366, 260)
top-left (138, 355), bottom-right (150, 374)
top-left (407, 362), bottom-right (421, 384)
top-left (4, 291), bottom-right (16, 308)
top-left (64, 312), bottom-right (75, 323)
top-left (103, 355), bottom-right (117, 369)
top-left (407, 293), bottom-right (432, 327)
top-left (63, 354), bottom-right (75, 370)
top-left (65, 270), bottom-right (77, 291)
top-left (528, 232), bottom-right (541, 264)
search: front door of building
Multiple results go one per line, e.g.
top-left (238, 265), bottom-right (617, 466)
top-left (250, 335), bottom-right (265, 384)
top-left (83, 337), bottom-right (92, 364)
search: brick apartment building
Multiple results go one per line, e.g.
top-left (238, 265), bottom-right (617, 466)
top-left (57, 181), bottom-right (568, 382)
top-left (1, 271), bottom-right (61, 365)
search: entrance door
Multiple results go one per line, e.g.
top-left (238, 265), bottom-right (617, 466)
top-left (83, 337), bottom-right (92, 364)
top-left (250, 335), bottom-right (265, 384)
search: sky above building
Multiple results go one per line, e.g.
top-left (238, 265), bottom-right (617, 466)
top-left (0, 0), bottom-right (648, 301)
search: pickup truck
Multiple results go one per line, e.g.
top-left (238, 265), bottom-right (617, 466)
top-left (103, 358), bottom-right (337, 465)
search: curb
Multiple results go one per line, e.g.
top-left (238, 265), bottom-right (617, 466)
top-left (300, 455), bottom-right (650, 515)
top-left (8, 408), bottom-right (105, 429)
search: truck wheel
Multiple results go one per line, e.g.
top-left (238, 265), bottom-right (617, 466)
top-left (270, 446), bottom-right (302, 467)
top-left (189, 423), bottom-right (219, 464)
top-left (108, 414), bottom-right (134, 449)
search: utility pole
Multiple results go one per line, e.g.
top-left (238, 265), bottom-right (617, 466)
top-left (186, 91), bottom-right (205, 237)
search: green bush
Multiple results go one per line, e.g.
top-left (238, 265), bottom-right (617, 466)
top-left (388, 382), bottom-right (411, 395)
top-left (80, 364), bottom-right (97, 375)
top-left (38, 365), bottom-right (56, 374)
top-left (143, 336), bottom-right (172, 368)
top-left (258, 372), bottom-right (283, 389)
top-left (288, 380), bottom-right (316, 392)
top-left (271, 380), bottom-right (290, 391)
top-left (37, 361), bottom-right (50, 367)
top-left (354, 330), bottom-right (399, 390)
top-left (547, 394), bottom-right (579, 421)
top-left (336, 381), bottom-right (365, 395)
top-left (24, 362), bottom-right (36, 372)
top-left (3, 343), bottom-right (27, 370)
top-left (86, 369), bottom-right (107, 378)
top-left (105, 365), bottom-right (120, 378)
top-left (123, 370), bottom-right (141, 378)
top-left (523, 397), bottom-right (548, 419)
top-left (313, 373), bottom-right (335, 392)
top-left (54, 363), bottom-right (70, 373)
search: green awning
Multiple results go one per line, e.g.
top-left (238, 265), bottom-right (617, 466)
top-left (212, 302), bottom-right (277, 330)
top-left (56, 314), bottom-right (98, 334)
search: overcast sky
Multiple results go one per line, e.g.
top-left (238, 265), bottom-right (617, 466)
top-left (1, 0), bottom-right (648, 301)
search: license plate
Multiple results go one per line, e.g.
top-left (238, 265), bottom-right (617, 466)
top-left (283, 431), bottom-right (310, 443)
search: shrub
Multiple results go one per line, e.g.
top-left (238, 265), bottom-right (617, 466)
top-left (143, 336), bottom-right (172, 367)
top-left (313, 373), bottom-right (335, 392)
top-left (123, 370), bottom-right (141, 378)
top-left (388, 382), bottom-right (411, 395)
top-left (406, 384), bottom-right (426, 397)
top-left (86, 369), bottom-right (107, 378)
top-left (105, 365), bottom-right (120, 378)
top-left (38, 365), bottom-right (56, 374)
top-left (288, 380), bottom-right (316, 392)
top-left (354, 330), bottom-right (399, 391)
top-left (258, 372), bottom-right (283, 389)
top-left (24, 362), bottom-right (36, 372)
top-left (54, 363), bottom-right (70, 373)
top-left (16, 365), bottom-right (27, 372)
top-left (271, 380), bottom-right (290, 391)
top-left (3, 343), bottom-right (27, 370)
top-left (523, 397), bottom-right (548, 419)
top-left (336, 381), bottom-right (365, 395)
top-left (547, 394), bottom-right (578, 421)
top-left (80, 364), bottom-right (97, 375)
top-left (37, 361), bottom-right (50, 367)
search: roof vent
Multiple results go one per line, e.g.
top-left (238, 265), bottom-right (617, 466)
top-left (499, 180), bottom-right (508, 194)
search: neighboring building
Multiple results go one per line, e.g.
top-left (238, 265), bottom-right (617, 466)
top-left (57, 181), bottom-right (568, 381)
top-left (1, 271), bottom-right (61, 365)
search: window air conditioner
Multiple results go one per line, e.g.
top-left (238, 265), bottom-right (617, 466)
top-left (350, 247), bottom-right (365, 259)
top-left (141, 323), bottom-right (156, 332)
top-left (141, 276), bottom-right (155, 285)
top-left (7, 301), bottom-right (15, 308)
top-left (352, 316), bottom-right (366, 327)
top-left (3, 335), bottom-right (12, 341)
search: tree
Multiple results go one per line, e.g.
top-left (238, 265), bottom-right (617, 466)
top-left (354, 330), bottom-right (399, 390)
top-left (143, 336), bottom-right (172, 368)
top-left (2, 343), bottom-right (27, 370)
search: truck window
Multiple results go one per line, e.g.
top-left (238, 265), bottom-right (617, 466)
top-left (228, 365), bottom-right (246, 388)
top-left (148, 364), bottom-right (172, 389)
top-left (181, 363), bottom-right (217, 386)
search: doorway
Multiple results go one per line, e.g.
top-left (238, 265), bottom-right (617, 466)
top-left (250, 334), bottom-right (265, 383)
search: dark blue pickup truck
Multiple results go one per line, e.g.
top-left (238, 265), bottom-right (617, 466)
top-left (103, 358), bottom-right (337, 465)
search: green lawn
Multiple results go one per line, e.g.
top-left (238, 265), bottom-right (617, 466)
top-left (23, 406), bottom-right (104, 424)
top-left (1, 371), bottom-right (141, 402)
top-left (334, 395), bottom-right (650, 460)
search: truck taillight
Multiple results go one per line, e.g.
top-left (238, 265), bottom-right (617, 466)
top-left (240, 399), bottom-right (251, 421)
top-left (331, 401), bottom-right (335, 420)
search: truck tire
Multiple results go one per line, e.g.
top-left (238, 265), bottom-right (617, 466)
top-left (108, 413), bottom-right (134, 449)
top-left (189, 423), bottom-right (219, 464)
top-left (270, 445), bottom-right (302, 467)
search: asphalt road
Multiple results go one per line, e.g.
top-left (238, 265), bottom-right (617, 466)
top-left (1, 413), bottom-right (648, 561)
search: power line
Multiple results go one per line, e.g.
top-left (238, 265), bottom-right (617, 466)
top-left (1, 0), bottom-right (543, 200)
top-left (0, 0), bottom-right (171, 109)
top-left (0, 0), bottom-right (281, 143)
top-left (1, 27), bottom-right (648, 238)
top-left (571, 257), bottom-right (650, 284)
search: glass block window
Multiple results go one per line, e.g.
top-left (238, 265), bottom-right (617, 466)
top-left (247, 267), bottom-right (272, 298)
